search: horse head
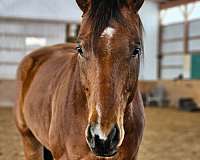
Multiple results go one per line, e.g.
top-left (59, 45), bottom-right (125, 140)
top-left (76, 0), bottom-right (144, 157)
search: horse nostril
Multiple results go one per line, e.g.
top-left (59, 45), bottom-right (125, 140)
top-left (107, 125), bottom-right (120, 147)
top-left (87, 125), bottom-right (95, 148)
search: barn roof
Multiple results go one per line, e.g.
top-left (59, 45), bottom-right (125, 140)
top-left (0, 0), bottom-right (82, 22)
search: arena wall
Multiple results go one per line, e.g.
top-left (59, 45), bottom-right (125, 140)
top-left (140, 80), bottom-right (200, 107)
top-left (1, 80), bottom-right (200, 108)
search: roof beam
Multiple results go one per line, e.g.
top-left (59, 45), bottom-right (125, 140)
top-left (160, 0), bottom-right (198, 9)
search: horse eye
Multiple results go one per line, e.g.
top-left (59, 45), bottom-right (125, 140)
top-left (76, 45), bottom-right (84, 56)
top-left (132, 47), bottom-right (141, 57)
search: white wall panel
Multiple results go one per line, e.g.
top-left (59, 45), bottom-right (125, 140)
top-left (0, 21), bottom-right (25, 34)
top-left (0, 18), bottom-right (66, 79)
top-left (0, 36), bottom-right (25, 49)
top-left (189, 20), bottom-right (200, 37)
top-left (161, 7), bottom-right (184, 25)
top-left (24, 22), bottom-right (65, 37)
top-left (139, 1), bottom-right (159, 80)
top-left (0, 0), bottom-right (81, 22)
top-left (0, 65), bottom-right (18, 79)
top-left (162, 68), bottom-right (183, 79)
top-left (189, 39), bottom-right (200, 52)
top-left (188, 2), bottom-right (200, 21)
top-left (162, 55), bottom-right (184, 66)
top-left (0, 20), bottom-right (65, 38)
top-left (162, 41), bottom-right (184, 53)
top-left (0, 51), bottom-right (25, 63)
top-left (163, 24), bottom-right (184, 40)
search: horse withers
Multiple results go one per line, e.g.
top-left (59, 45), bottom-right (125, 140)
top-left (15, 0), bottom-right (145, 159)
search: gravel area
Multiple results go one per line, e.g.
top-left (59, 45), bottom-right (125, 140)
top-left (0, 107), bottom-right (199, 160)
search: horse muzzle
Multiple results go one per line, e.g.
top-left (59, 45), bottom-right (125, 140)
top-left (86, 124), bottom-right (120, 157)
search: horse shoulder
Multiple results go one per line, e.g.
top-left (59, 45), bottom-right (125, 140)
top-left (15, 43), bottom-right (77, 131)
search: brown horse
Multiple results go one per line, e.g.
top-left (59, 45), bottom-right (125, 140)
top-left (15, 0), bottom-right (145, 160)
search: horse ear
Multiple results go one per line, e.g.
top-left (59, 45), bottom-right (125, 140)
top-left (128, 0), bottom-right (144, 12)
top-left (76, 0), bottom-right (89, 13)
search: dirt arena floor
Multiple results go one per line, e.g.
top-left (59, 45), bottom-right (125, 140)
top-left (0, 107), bottom-right (200, 160)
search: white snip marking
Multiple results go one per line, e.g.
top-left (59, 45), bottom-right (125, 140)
top-left (92, 123), bottom-right (108, 141)
top-left (89, 104), bottom-right (107, 140)
top-left (96, 104), bottom-right (102, 124)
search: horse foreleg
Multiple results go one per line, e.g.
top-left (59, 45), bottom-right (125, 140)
top-left (21, 129), bottom-right (44, 160)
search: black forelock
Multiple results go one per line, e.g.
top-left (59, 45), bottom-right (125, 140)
top-left (88, 0), bottom-right (129, 43)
